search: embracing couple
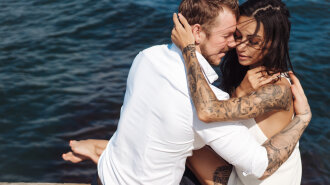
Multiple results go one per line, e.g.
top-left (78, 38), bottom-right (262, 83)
top-left (62, 0), bottom-right (312, 184)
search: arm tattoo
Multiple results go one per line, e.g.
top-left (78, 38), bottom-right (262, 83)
top-left (181, 45), bottom-right (311, 180)
top-left (260, 114), bottom-right (310, 179)
top-left (183, 44), bottom-right (197, 58)
top-left (213, 165), bottom-right (233, 185)
top-left (181, 45), bottom-right (292, 122)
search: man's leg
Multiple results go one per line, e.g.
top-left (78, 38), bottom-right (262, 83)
top-left (62, 139), bottom-right (108, 164)
top-left (180, 167), bottom-right (202, 185)
top-left (186, 146), bottom-right (233, 185)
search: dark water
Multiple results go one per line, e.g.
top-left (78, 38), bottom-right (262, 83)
top-left (0, 0), bottom-right (329, 184)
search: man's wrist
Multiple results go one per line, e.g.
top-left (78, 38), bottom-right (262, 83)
top-left (296, 113), bottom-right (312, 124)
top-left (182, 44), bottom-right (196, 54)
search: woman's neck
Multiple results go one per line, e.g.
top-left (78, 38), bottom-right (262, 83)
top-left (249, 61), bottom-right (263, 69)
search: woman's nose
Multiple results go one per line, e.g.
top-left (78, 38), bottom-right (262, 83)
top-left (236, 40), bottom-right (247, 51)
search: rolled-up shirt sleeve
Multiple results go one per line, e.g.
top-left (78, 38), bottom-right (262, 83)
top-left (193, 119), bottom-right (268, 178)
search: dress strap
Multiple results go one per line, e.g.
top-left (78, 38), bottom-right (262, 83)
top-left (279, 72), bottom-right (291, 85)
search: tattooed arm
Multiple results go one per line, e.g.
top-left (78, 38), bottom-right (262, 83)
top-left (182, 44), bottom-right (308, 180)
top-left (259, 72), bottom-right (311, 179)
top-left (186, 73), bottom-right (311, 182)
top-left (172, 13), bottom-right (290, 123)
top-left (260, 115), bottom-right (308, 179)
top-left (172, 14), bottom-right (312, 179)
top-left (182, 44), bottom-right (291, 123)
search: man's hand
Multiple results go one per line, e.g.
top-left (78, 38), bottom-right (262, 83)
top-left (234, 66), bottom-right (279, 97)
top-left (171, 13), bottom-right (195, 51)
top-left (289, 71), bottom-right (312, 122)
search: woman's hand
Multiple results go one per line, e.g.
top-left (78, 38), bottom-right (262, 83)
top-left (234, 66), bottom-right (279, 97)
top-left (289, 72), bottom-right (312, 123)
top-left (171, 13), bottom-right (195, 51)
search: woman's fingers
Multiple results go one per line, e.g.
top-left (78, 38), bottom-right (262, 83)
top-left (258, 76), bottom-right (277, 86)
top-left (271, 72), bottom-right (280, 78)
top-left (256, 72), bottom-right (279, 87)
top-left (260, 72), bottom-right (279, 80)
top-left (251, 73), bottom-right (264, 79)
top-left (178, 13), bottom-right (191, 32)
top-left (245, 66), bottom-right (281, 90)
top-left (258, 71), bottom-right (279, 79)
top-left (249, 66), bottom-right (280, 80)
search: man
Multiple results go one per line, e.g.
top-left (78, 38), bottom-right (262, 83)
top-left (63, 0), bottom-right (311, 184)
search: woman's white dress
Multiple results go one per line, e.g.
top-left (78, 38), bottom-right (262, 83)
top-left (229, 77), bottom-right (302, 185)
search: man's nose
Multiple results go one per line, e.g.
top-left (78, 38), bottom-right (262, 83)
top-left (227, 35), bottom-right (236, 48)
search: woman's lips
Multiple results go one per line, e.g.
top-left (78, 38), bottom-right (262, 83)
top-left (238, 54), bottom-right (250, 61)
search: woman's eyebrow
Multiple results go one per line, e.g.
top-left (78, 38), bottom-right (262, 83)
top-left (240, 28), bottom-right (262, 37)
top-left (247, 34), bottom-right (262, 38)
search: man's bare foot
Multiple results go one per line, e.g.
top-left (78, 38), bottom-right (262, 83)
top-left (62, 151), bottom-right (89, 163)
top-left (62, 140), bottom-right (100, 164)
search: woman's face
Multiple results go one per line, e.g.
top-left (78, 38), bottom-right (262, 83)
top-left (235, 16), bottom-right (265, 67)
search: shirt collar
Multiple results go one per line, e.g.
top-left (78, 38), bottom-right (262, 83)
top-left (170, 43), bottom-right (218, 84)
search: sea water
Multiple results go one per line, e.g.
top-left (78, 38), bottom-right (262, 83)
top-left (0, 0), bottom-right (329, 184)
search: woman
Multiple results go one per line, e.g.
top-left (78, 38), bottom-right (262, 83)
top-left (171, 0), bottom-right (302, 184)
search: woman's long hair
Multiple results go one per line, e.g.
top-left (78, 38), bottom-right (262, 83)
top-left (220, 0), bottom-right (294, 94)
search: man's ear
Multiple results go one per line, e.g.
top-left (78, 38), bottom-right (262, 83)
top-left (191, 24), bottom-right (204, 45)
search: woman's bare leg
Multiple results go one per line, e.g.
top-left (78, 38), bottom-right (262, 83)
top-left (187, 146), bottom-right (233, 185)
top-left (62, 139), bottom-right (108, 164)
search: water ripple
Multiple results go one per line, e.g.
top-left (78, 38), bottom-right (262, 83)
top-left (0, 0), bottom-right (328, 184)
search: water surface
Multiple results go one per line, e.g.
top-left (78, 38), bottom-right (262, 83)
top-left (0, 0), bottom-right (329, 184)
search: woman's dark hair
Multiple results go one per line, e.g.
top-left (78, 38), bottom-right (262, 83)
top-left (220, 0), bottom-right (294, 94)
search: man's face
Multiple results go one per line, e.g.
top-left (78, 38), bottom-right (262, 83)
top-left (199, 7), bottom-right (237, 66)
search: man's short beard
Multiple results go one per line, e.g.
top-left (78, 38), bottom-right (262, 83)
top-left (200, 42), bottom-right (229, 65)
top-left (200, 43), bottom-right (214, 64)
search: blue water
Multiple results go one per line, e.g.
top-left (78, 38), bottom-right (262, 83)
top-left (0, 0), bottom-right (329, 184)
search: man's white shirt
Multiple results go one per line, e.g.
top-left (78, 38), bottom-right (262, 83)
top-left (98, 44), bottom-right (268, 185)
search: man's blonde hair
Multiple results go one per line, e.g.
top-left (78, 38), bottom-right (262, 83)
top-left (179, 0), bottom-right (239, 35)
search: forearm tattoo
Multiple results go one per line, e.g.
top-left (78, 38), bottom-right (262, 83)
top-left (213, 165), bottom-right (233, 185)
top-left (181, 45), bottom-right (292, 122)
top-left (183, 44), bottom-right (197, 58)
top-left (261, 113), bottom-right (310, 179)
top-left (182, 45), bottom-right (311, 180)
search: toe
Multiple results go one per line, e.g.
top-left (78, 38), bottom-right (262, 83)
top-left (70, 140), bottom-right (77, 147)
top-left (62, 153), bottom-right (69, 160)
